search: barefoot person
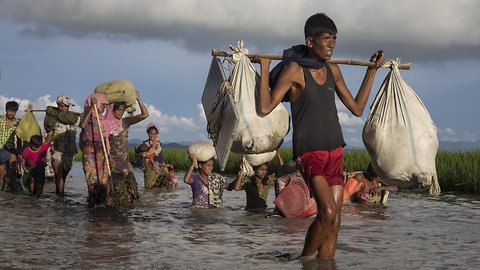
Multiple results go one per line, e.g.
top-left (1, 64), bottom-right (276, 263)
top-left (104, 91), bottom-right (148, 206)
top-left (21, 135), bottom-right (51, 197)
top-left (79, 93), bottom-right (111, 207)
top-left (44, 94), bottom-right (81, 196)
top-left (0, 101), bottom-right (20, 192)
top-left (255, 13), bottom-right (384, 259)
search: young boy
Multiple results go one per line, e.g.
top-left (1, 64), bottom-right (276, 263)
top-left (255, 13), bottom-right (384, 259)
top-left (22, 135), bottom-right (51, 197)
top-left (0, 101), bottom-right (20, 192)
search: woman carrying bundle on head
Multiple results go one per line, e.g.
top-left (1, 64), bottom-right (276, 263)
top-left (79, 93), bottom-right (111, 208)
top-left (183, 141), bottom-right (227, 208)
top-left (104, 91), bottom-right (149, 206)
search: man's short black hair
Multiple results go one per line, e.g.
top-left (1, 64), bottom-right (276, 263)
top-left (5, 101), bottom-right (19, 111)
top-left (304, 13), bottom-right (337, 39)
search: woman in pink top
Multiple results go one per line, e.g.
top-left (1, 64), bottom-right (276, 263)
top-left (21, 135), bottom-right (51, 197)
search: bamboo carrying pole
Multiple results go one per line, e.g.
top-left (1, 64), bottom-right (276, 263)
top-left (93, 104), bottom-right (112, 177)
top-left (212, 49), bottom-right (411, 70)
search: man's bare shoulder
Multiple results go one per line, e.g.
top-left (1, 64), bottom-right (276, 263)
top-left (279, 61), bottom-right (304, 84)
top-left (283, 61), bottom-right (303, 73)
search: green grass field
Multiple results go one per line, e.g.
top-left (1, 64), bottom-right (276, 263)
top-left (75, 148), bottom-right (480, 195)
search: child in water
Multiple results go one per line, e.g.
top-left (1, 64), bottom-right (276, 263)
top-left (184, 152), bottom-right (227, 208)
top-left (21, 135), bottom-right (51, 197)
top-left (228, 162), bottom-right (275, 212)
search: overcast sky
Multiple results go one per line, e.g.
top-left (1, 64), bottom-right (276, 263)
top-left (1, 0), bottom-right (479, 147)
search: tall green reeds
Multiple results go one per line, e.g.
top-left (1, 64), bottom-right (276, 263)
top-left (436, 150), bottom-right (480, 194)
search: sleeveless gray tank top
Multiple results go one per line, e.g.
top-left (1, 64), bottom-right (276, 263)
top-left (291, 65), bottom-right (345, 158)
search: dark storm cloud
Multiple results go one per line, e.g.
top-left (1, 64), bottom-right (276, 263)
top-left (1, 0), bottom-right (479, 63)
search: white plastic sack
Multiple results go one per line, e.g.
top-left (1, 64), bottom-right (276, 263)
top-left (241, 151), bottom-right (277, 177)
top-left (229, 41), bottom-right (290, 154)
top-left (188, 140), bottom-right (217, 162)
top-left (362, 60), bottom-right (440, 195)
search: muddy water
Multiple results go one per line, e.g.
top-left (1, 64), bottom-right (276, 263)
top-left (1, 163), bottom-right (479, 269)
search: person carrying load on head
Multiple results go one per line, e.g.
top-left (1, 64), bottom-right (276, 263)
top-left (254, 13), bottom-right (385, 259)
top-left (184, 141), bottom-right (228, 208)
top-left (104, 90), bottom-right (149, 206)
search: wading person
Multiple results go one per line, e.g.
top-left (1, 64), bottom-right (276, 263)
top-left (184, 152), bottom-right (226, 208)
top-left (255, 13), bottom-right (384, 259)
top-left (0, 101), bottom-right (21, 192)
top-left (228, 163), bottom-right (275, 212)
top-left (44, 94), bottom-right (81, 196)
top-left (104, 91), bottom-right (148, 206)
top-left (21, 135), bottom-right (51, 197)
top-left (139, 122), bottom-right (178, 190)
top-left (343, 164), bottom-right (398, 204)
top-left (79, 93), bottom-right (111, 207)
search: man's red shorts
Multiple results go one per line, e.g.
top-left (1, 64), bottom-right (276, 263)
top-left (298, 147), bottom-right (344, 189)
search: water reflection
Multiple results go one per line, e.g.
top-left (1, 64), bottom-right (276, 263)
top-left (1, 165), bottom-right (480, 269)
top-left (80, 208), bottom-right (135, 269)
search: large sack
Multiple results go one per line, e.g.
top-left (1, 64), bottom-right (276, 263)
top-left (16, 106), bottom-right (41, 142)
top-left (241, 151), bottom-right (277, 176)
top-left (188, 141), bottom-right (217, 162)
top-left (362, 60), bottom-right (440, 195)
top-left (94, 79), bottom-right (137, 112)
top-left (229, 41), bottom-right (290, 154)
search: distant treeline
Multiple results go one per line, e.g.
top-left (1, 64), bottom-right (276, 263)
top-left (74, 148), bottom-right (480, 195)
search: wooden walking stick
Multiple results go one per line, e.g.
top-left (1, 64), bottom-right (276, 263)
top-left (93, 104), bottom-right (112, 178)
top-left (212, 49), bottom-right (411, 70)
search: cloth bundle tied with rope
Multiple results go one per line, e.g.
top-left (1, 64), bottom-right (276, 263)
top-left (208, 41), bottom-right (290, 174)
top-left (362, 60), bottom-right (440, 195)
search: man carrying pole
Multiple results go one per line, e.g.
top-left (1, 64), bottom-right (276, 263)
top-left (254, 13), bottom-right (385, 260)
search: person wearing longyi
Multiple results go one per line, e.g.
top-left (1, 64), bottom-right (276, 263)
top-left (0, 101), bottom-right (21, 192)
top-left (254, 13), bottom-right (384, 260)
top-left (44, 94), bottom-right (80, 196)
top-left (79, 93), bottom-right (111, 207)
top-left (106, 90), bottom-right (148, 206)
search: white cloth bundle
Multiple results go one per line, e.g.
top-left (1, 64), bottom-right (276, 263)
top-left (228, 41), bottom-right (290, 156)
top-left (362, 60), bottom-right (440, 195)
top-left (188, 140), bottom-right (217, 162)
